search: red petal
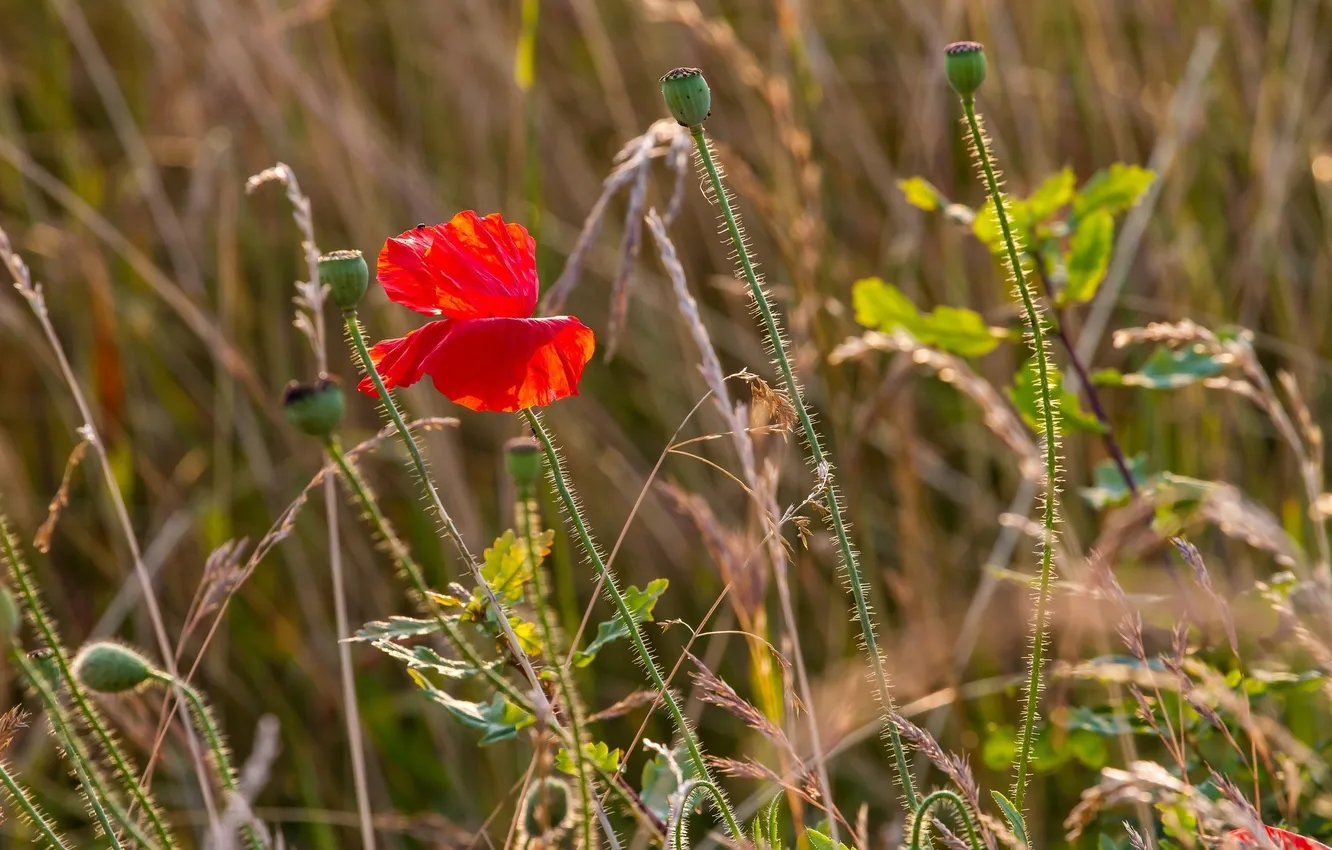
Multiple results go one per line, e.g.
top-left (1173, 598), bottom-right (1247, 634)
top-left (1229, 827), bottom-right (1332, 850)
top-left (377, 211), bottom-right (538, 319)
top-left (356, 320), bottom-right (454, 396)
top-left (419, 316), bottom-right (594, 412)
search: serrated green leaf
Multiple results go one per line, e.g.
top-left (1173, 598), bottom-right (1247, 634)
top-left (1080, 454), bottom-right (1152, 509)
top-left (1063, 211), bottom-right (1114, 304)
top-left (991, 790), bottom-right (1029, 849)
top-left (1074, 163), bottom-right (1154, 218)
top-left (556, 741), bottom-right (622, 775)
top-left (352, 616), bottom-right (440, 642)
top-left (508, 616), bottom-right (543, 656)
top-left (422, 689), bottom-right (534, 745)
top-left (479, 530), bottom-right (531, 606)
top-left (852, 277), bottom-right (924, 336)
top-left (1121, 345), bottom-right (1225, 389)
top-left (1027, 167), bottom-right (1076, 223)
top-left (573, 579), bottom-right (669, 667)
top-left (370, 640), bottom-right (488, 678)
top-left (898, 176), bottom-right (945, 212)
top-left (918, 305), bottom-right (999, 357)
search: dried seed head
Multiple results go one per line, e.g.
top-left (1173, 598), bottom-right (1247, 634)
top-left (505, 436), bottom-right (543, 489)
top-left (282, 375), bottom-right (345, 437)
top-left (73, 641), bottom-right (158, 693)
top-left (944, 41), bottom-right (987, 98)
top-left (319, 249), bottom-right (369, 310)
top-left (660, 67), bottom-right (711, 128)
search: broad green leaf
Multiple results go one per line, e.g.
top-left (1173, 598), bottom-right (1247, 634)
top-left (1120, 345), bottom-right (1225, 389)
top-left (805, 829), bottom-right (855, 850)
top-left (573, 579), bottom-right (668, 667)
top-left (1007, 358), bottom-right (1106, 435)
top-left (352, 616), bottom-right (440, 642)
top-left (421, 688), bottom-right (534, 745)
top-left (991, 790), bottom-right (1029, 849)
top-left (918, 305), bottom-right (999, 357)
top-left (1081, 454), bottom-right (1152, 509)
top-left (898, 176), bottom-right (945, 212)
top-left (508, 615), bottom-right (543, 656)
top-left (1032, 723), bottom-right (1071, 772)
top-left (1068, 729), bottom-right (1109, 769)
top-left (370, 640), bottom-right (488, 678)
top-left (851, 278), bottom-right (924, 336)
top-left (556, 741), bottom-right (622, 775)
top-left (1074, 163), bottom-right (1154, 218)
top-left (1064, 706), bottom-right (1135, 737)
top-left (639, 743), bottom-right (698, 821)
top-left (982, 724), bottom-right (1017, 770)
top-left (1063, 211), bottom-right (1114, 304)
top-left (1026, 167), bottom-right (1076, 223)
top-left (972, 196), bottom-right (1029, 253)
top-left (479, 530), bottom-right (532, 606)
top-left (1157, 803), bottom-right (1198, 844)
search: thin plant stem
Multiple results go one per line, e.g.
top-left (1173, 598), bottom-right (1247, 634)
top-left (154, 674), bottom-right (264, 850)
top-left (688, 127), bottom-right (915, 820)
top-left (516, 487), bottom-right (596, 850)
top-left (908, 790), bottom-right (985, 850)
top-left (0, 757), bottom-right (68, 849)
top-left (672, 780), bottom-right (728, 850)
top-left (0, 513), bottom-right (177, 849)
top-left (957, 96), bottom-right (1060, 812)
top-left (521, 408), bottom-right (745, 841)
top-left (341, 310), bottom-right (553, 717)
top-left (322, 437), bottom-right (656, 840)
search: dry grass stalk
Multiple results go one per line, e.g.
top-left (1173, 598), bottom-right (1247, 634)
top-left (33, 437), bottom-right (90, 554)
top-left (689, 653), bottom-right (791, 753)
top-left (587, 690), bottom-right (667, 723)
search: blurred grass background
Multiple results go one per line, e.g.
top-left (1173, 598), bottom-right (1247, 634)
top-left (1, 0), bottom-right (1331, 847)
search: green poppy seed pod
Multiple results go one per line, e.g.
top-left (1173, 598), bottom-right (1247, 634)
top-left (73, 641), bottom-right (158, 693)
top-left (522, 776), bottom-right (572, 839)
top-left (319, 249), bottom-right (369, 311)
top-left (944, 41), bottom-right (987, 98)
top-left (282, 375), bottom-right (345, 437)
top-left (0, 585), bottom-right (18, 645)
top-left (505, 437), bottom-right (543, 490)
top-left (661, 67), bottom-right (711, 128)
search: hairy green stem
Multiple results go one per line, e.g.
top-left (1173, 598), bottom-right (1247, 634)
top-left (0, 757), bottom-right (68, 849)
top-left (908, 790), bottom-right (985, 850)
top-left (341, 311), bottom-right (553, 714)
top-left (672, 780), bottom-right (727, 850)
top-left (958, 97), bottom-right (1060, 811)
top-left (516, 487), bottom-right (596, 850)
top-left (688, 127), bottom-right (913, 818)
top-left (0, 514), bottom-right (177, 848)
top-left (522, 408), bottom-right (744, 840)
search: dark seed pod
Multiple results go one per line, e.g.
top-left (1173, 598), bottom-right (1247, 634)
top-left (660, 67), bottom-right (711, 128)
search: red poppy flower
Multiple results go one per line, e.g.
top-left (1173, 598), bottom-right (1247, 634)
top-left (358, 211), bottom-right (595, 412)
top-left (1230, 826), bottom-right (1332, 850)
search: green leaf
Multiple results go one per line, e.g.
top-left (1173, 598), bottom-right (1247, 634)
top-left (1099, 833), bottom-right (1127, 850)
top-left (421, 688), bottom-right (534, 745)
top-left (982, 724), bottom-right (1017, 771)
top-left (1068, 729), bottom-right (1109, 769)
top-left (370, 640), bottom-right (489, 678)
top-left (1064, 706), bottom-right (1136, 737)
top-left (1080, 454), bottom-right (1151, 509)
top-left (352, 616), bottom-right (440, 642)
top-left (918, 306), bottom-right (999, 357)
top-left (991, 790), bottom-right (1029, 849)
top-left (1026, 167), bottom-right (1076, 223)
top-left (1121, 345), bottom-right (1225, 389)
top-left (1063, 211), bottom-right (1114, 304)
top-left (1007, 358), bottom-right (1106, 436)
top-left (898, 177), bottom-right (945, 212)
top-left (852, 278), bottom-right (924, 336)
top-left (1074, 164), bottom-right (1154, 218)
top-left (556, 741), bottom-right (622, 775)
top-left (508, 615), bottom-right (544, 656)
top-left (973, 196), bottom-right (1030, 253)
top-left (573, 579), bottom-right (668, 667)
top-left (639, 743), bottom-right (697, 821)
top-left (804, 828), bottom-right (855, 850)
top-left (479, 530), bottom-right (532, 606)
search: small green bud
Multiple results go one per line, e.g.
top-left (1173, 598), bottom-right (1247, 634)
top-left (661, 67), bottom-right (711, 128)
top-left (505, 437), bottom-right (543, 489)
top-left (73, 641), bottom-right (158, 693)
top-left (282, 375), bottom-right (345, 437)
top-left (944, 41), bottom-right (987, 98)
top-left (0, 585), bottom-right (19, 645)
top-left (319, 249), bottom-right (369, 311)
top-left (522, 776), bottom-right (572, 839)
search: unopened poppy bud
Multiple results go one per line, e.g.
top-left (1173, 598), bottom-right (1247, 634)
top-left (73, 641), bottom-right (158, 693)
top-left (0, 585), bottom-right (18, 645)
top-left (522, 776), bottom-right (572, 838)
top-left (661, 67), bottom-right (711, 128)
top-left (319, 249), bottom-right (369, 311)
top-left (505, 437), bottom-right (543, 489)
top-left (282, 375), bottom-right (345, 437)
top-left (944, 41), bottom-right (987, 98)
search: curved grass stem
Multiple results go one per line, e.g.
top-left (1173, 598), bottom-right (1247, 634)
top-left (688, 127), bottom-right (912, 821)
top-left (908, 790), bottom-right (985, 850)
top-left (957, 96), bottom-right (1061, 812)
top-left (522, 408), bottom-right (744, 841)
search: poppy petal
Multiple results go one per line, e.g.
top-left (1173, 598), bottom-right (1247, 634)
top-left (1230, 828), bottom-right (1332, 850)
top-left (418, 316), bottom-right (594, 412)
top-left (377, 211), bottom-right (538, 320)
top-left (356, 320), bottom-right (454, 396)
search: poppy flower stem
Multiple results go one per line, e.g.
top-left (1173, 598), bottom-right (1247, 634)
top-left (687, 126), bottom-right (918, 817)
top-left (341, 311), bottom-right (556, 717)
top-left (908, 790), bottom-right (985, 850)
top-left (0, 756), bottom-right (68, 849)
top-left (521, 408), bottom-right (746, 842)
top-left (956, 94), bottom-right (1060, 814)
